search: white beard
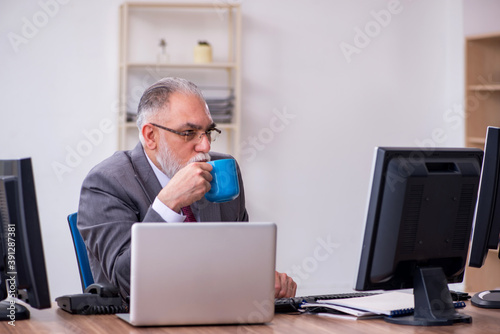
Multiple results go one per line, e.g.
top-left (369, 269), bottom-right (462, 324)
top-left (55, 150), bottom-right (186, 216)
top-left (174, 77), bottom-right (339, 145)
top-left (156, 136), bottom-right (211, 178)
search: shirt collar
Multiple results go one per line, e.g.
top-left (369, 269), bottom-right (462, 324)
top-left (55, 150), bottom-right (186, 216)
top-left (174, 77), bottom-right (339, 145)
top-left (145, 152), bottom-right (170, 188)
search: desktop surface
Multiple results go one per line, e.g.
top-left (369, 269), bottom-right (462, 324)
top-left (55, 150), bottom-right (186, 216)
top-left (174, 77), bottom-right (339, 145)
top-left (5, 300), bottom-right (499, 334)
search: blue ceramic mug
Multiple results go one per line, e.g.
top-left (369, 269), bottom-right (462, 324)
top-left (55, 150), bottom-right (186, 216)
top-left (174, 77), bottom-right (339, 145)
top-left (205, 159), bottom-right (240, 203)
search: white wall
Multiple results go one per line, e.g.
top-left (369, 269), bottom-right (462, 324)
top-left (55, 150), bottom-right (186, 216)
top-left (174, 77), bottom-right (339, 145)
top-left (241, 0), bottom-right (465, 294)
top-left (463, 0), bottom-right (500, 36)
top-left (0, 0), bottom-right (466, 300)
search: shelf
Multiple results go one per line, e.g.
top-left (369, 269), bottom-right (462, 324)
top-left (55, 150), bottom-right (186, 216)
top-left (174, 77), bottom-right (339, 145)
top-left (468, 84), bottom-right (500, 91)
top-left (123, 122), bottom-right (138, 129)
top-left (467, 137), bottom-right (486, 145)
top-left (466, 32), bottom-right (500, 42)
top-left (123, 62), bottom-right (237, 70)
top-left (216, 123), bottom-right (238, 130)
top-left (126, 2), bottom-right (238, 9)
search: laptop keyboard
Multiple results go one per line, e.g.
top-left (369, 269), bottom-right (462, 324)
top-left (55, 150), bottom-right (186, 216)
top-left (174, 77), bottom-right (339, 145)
top-left (274, 292), bottom-right (379, 313)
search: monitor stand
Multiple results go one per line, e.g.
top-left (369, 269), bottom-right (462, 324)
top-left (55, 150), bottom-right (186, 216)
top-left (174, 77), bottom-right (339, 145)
top-left (385, 267), bottom-right (472, 326)
top-left (0, 299), bottom-right (30, 321)
top-left (471, 290), bottom-right (500, 308)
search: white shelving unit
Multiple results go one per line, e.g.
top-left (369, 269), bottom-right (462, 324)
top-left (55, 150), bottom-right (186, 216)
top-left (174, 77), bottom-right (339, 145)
top-left (118, 2), bottom-right (242, 159)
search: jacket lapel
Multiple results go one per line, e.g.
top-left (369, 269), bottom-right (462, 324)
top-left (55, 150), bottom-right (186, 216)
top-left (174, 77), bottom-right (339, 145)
top-left (129, 143), bottom-right (162, 205)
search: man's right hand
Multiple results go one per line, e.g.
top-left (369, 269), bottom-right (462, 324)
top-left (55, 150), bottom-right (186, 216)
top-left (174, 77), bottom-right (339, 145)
top-left (156, 162), bottom-right (213, 213)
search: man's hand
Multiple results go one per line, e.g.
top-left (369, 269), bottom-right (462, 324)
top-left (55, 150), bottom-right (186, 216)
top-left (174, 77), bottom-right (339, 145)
top-left (275, 271), bottom-right (297, 298)
top-left (157, 162), bottom-right (213, 212)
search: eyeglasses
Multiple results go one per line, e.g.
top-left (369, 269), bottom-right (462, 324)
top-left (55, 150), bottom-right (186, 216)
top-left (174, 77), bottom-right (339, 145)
top-left (150, 123), bottom-right (221, 143)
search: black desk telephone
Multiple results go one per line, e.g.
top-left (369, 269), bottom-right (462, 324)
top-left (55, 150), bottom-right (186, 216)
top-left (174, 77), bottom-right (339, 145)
top-left (56, 283), bottom-right (128, 315)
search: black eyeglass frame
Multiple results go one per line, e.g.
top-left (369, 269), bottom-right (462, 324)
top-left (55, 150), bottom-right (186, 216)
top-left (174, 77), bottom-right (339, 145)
top-left (150, 122), bottom-right (221, 143)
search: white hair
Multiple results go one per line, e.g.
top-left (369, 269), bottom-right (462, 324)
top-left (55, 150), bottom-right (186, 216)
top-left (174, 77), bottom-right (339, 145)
top-left (136, 77), bottom-right (207, 143)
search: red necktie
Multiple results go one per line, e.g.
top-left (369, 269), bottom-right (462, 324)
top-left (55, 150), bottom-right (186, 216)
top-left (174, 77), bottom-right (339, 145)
top-left (181, 206), bottom-right (197, 222)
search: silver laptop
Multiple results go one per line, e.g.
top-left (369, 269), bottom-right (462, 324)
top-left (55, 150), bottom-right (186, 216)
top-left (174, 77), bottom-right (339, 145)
top-left (117, 222), bottom-right (276, 326)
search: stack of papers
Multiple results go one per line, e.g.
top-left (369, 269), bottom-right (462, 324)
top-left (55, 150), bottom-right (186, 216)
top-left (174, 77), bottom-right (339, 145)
top-left (300, 291), bottom-right (465, 320)
top-left (202, 87), bottom-right (234, 123)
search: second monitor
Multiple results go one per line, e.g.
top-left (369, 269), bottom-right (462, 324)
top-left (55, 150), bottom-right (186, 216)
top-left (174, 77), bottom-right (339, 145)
top-left (356, 147), bottom-right (483, 326)
top-left (468, 126), bottom-right (500, 308)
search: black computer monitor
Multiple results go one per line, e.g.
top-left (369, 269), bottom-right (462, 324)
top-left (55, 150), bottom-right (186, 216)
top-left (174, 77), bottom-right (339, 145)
top-left (0, 158), bottom-right (51, 322)
top-left (355, 147), bottom-right (483, 326)
top-left (468, 126), bottom-right (500, 308)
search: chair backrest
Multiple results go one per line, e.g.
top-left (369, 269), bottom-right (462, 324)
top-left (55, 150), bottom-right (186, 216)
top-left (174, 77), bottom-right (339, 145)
top-left (67, 213), bottom-right (94, 291)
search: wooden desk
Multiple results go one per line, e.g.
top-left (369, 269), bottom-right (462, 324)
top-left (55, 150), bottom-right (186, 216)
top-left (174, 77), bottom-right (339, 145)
top-left (3, 301), bottom-right (499, 334)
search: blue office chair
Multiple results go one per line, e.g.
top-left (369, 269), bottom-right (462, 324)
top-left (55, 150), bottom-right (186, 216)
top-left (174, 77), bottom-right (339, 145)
top-left (67, 213), bottom-right (94, 291)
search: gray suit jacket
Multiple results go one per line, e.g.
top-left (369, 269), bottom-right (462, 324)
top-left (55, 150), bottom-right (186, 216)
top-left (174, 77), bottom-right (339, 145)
top-left (77, 143), bottom-right (248, 298)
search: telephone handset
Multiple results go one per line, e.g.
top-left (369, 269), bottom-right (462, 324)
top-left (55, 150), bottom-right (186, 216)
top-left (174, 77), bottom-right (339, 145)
top-left (56, 283), bottom-right (128, 315)
top-left (85, 283), bottom-right (119, 298)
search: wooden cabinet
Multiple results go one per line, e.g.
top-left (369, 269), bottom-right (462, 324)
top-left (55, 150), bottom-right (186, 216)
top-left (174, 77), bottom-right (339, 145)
top-left (118, 2), bottom-right (242, 158)
top-left (464, 32), bottom-right (500, 291)
top-left (465, 33), bottom-right (500, 149)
